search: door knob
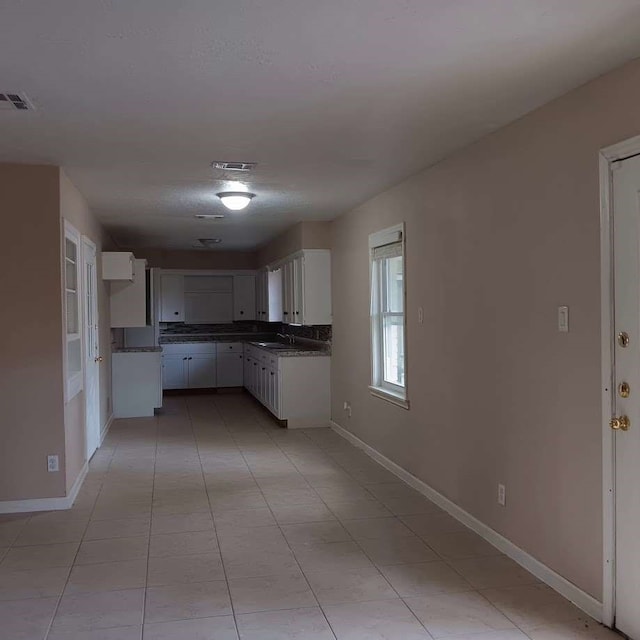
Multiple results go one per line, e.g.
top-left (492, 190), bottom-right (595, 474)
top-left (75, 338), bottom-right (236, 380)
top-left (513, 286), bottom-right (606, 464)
top-left (94, 356), bottom-right (103, 363)
top-left (610, 415), bottom-right (630, 431)
top-left (619, 382), bottom-right (631, 398)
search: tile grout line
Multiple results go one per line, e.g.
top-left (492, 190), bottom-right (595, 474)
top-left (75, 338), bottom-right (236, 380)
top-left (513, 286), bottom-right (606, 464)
top-left (188, 394), bottom-right (243, 639)
top-left (43, 428), bottom-right (120, 640)
top-left (217, 393), bottom-right (341, 639)
top-left (264, 422), bottom-right (438, 637)
top-left (140, 412), bottom-right (160, 639)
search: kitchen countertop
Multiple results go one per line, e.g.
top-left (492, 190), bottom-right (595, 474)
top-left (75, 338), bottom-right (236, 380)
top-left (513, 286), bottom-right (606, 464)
top-left (158, 334), bottom-right (330, 357)
top-left (113, 346), bottom-right (163, 353)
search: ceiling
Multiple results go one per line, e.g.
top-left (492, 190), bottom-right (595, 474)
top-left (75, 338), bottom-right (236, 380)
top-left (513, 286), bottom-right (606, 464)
top-left (2, 1), bottom-right (640, 250)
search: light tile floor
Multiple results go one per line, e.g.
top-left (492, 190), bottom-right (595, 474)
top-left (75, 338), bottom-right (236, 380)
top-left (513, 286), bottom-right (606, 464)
top-left (0, 393), bottom-right (620, 640)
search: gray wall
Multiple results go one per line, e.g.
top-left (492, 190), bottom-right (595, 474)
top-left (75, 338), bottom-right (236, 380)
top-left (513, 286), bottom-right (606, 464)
top-left (330, 57), bottom-right (640, 601)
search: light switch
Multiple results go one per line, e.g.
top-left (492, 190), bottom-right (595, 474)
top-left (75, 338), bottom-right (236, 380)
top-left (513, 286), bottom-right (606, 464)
top-left (418, 307), bottom-right (424, 324)
top-left (558, 306), bottom-right (569, 333)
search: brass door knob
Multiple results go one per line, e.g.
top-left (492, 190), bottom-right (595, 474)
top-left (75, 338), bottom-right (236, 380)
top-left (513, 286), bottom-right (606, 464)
top-left (610, 415), bottom-right (630, 431)
top-left (95, 356), bottom-right (103, 363)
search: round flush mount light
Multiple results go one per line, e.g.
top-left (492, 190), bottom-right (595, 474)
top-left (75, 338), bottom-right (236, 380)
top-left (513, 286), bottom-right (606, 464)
top-left (217, 191), bottom-right (255, 211)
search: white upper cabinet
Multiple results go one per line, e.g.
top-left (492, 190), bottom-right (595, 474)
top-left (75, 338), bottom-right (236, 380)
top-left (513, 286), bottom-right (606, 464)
top-left (159, 274), bottom-right (185, 322)
top-left (279, 250), bottom-right (331, 326)
top-left (159, 272), bottom-right (256, 324)
top-left (102, 252), bottom-right (135, 281)
top-left (256, 268), bottom-right (282, 323)
top-left (110, 259), bottom-right (150, 328)
top-left (184, 276), bottom-right (233, 323)
top-left (233, 275), bottom-right (256, 321)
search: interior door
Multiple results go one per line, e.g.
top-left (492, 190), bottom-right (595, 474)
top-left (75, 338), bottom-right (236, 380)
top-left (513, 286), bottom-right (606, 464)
top-left (82, 238), bottom-right (100, 459)
top-left (612, 153), bottom-right (640, 638)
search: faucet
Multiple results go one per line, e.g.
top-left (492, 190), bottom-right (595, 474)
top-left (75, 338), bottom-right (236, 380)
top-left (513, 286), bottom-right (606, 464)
top-left (277, 332), bottom-right (295, 345)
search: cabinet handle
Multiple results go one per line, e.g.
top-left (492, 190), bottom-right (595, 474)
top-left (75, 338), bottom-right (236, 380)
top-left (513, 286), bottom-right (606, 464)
top-left (183, 357), bottom-right (187, 360)
top-left (262, 367), bottom-right (265, 371)
top-left (283, 311), bottom-right (288, 315)
top-left (240, 310), bottom-right (244, 315)
top-left (270, 372), bottom-right (274, 376)
top-left (188, 357), bottom-right (193, 360)
top-left (239, 355), bottom-right (242, 359)
top-left (174, 311), bottom-right (179, 315)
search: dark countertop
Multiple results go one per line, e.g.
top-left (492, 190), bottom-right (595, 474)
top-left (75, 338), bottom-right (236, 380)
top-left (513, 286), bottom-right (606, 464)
top-left (113, 347), bottom-right (163, 353)
top-left (158, 334), bottom-right (331, 357)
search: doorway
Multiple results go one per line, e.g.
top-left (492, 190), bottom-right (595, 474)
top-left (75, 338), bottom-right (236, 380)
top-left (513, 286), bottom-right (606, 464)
top-left (601, 136), bottom-right (640, 637)
top-left (82, 237), bottom-right (101, 460)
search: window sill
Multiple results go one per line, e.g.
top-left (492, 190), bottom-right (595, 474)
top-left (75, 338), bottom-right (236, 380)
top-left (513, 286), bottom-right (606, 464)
top-left (369, 386), bottom-right (410, 410)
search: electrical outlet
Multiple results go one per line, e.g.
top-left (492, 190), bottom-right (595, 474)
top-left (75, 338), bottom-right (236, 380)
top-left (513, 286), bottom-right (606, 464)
top-left (497, 483), bottom-right (506, 506)
top-left (47, 455), bottom-right (59, 473)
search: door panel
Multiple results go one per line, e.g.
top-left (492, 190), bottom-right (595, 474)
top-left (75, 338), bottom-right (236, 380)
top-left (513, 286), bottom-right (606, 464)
top-left (162, 354), bottom-right (188, 389)
top-left (187, 354), bottom-right (217, 388)
top-left (217, 352), bottom-right (244, 387)
top-left (83, 239), bottom-right (100, 459)
top-left (612, 154), bottom-right (640, 639)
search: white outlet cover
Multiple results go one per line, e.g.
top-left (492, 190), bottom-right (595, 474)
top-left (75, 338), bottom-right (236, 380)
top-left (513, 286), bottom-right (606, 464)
top-left (47, 455), bottom-right (59, 472)
top-left (558, 306), bottom-right (569, 332)
top-left (497, 483), bottom-right (506, 506)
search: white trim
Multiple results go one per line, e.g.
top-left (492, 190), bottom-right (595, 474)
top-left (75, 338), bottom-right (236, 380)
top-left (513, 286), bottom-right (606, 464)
top-left (0, 461), bottom-right (88, 514)
top-left (101, 413), bottom-right (114, 445)
top-left (330, 420), bottom-right (603, 622)
top-left (368, 385), bottom-right (410, 409)
top-left (596, 134), bottom-right (640, 628)
top-left (599, 150), bottom-right (616, 628)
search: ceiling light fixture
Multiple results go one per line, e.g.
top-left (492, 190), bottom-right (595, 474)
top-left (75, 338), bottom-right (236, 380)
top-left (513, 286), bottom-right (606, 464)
top-left (217, 192), bottom-right (255, 211)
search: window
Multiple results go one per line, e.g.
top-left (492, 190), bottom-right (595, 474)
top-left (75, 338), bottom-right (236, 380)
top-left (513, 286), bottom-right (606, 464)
top-left (369, 223), bottom-right (408, 408)
top-left (64, 221), bottom-right (83, 400)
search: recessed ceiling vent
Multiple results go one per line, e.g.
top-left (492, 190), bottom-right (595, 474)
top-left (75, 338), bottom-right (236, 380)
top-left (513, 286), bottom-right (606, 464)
top-left (193, 237), bottom-right (222, 248)
top-left (0, 93), bottom-right (34, 111)
top-left (211, 161), bottom-right (256, 172)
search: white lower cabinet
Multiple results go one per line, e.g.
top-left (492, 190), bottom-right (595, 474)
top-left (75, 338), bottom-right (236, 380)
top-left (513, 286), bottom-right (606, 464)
top-left (161, 353), bottom-right (188, 389)
top-left (217, 343), bottom-right (244, 387)
top-left (162, 343), bottom-right (216, 390)
top-left (243, 345), bottom-right (330, 428)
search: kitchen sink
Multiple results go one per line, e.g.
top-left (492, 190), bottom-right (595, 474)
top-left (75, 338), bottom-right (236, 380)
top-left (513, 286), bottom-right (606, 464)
top-left (252, 341), bottom-right (294, 349)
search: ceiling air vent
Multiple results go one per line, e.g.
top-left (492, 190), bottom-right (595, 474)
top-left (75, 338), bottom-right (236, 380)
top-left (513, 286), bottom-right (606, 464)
top-left (211, 161), bottom-right (256, 172)
top-left (193, 238), bottom-right (223, 249)
top-left (0, 92), bottom-right (34, 111)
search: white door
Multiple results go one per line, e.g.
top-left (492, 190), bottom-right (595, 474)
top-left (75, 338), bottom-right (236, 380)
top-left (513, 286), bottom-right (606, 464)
top-left (82, 238), bottom-right (100, 459)
top-left (612, 153), bottom-right (640, 638)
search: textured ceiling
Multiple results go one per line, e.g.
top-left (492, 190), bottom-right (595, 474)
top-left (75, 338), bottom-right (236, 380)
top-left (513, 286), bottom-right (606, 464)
top-left (2, 0), bottom-right (640, 250)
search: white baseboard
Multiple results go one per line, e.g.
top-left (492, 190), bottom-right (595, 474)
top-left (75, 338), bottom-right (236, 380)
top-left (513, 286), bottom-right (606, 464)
top-left (0, 460), bottom-right (89, 514)
top-left (100, 413), bottom-right (114, 445)
top-left (330, 420), bottom-right (603, 622)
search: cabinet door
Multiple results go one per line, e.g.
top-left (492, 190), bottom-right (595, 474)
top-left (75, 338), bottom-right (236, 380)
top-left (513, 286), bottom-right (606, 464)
top-left (217, 352), bottom-right (244, 387)
top-left (185, 292), bottom-right (233, 323)
top-left (187, 354), bottom-right (216, 388)
top-left (162, 354), bottom-right (188, 389)
top-left (269, 368), bottom-right (280, 417)
top-left (282, 261), bottom-right (293, 324)
top-left (110, 259), bottom-right (148, 328)
top-left (160, 275), bottom-right (185, 321)
top-left (292, 256), bottom-right (304, 325)
top-left (233, 275), bottom-right (256, 321)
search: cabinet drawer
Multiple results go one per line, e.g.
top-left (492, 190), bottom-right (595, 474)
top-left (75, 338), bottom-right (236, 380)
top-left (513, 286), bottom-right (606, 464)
top-left (161, 342), bottom-right (217, 355)
top-left (218, 342), bottom-right (243, 353)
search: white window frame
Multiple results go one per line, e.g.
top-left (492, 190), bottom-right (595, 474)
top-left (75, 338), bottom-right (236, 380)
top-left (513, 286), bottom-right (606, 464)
top-left (64, 220), bottom-right (84, 401)
top-left (369, 222), bottom-right (409, 409)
